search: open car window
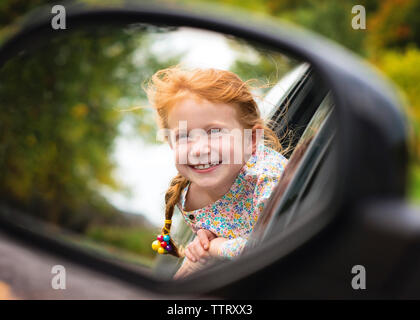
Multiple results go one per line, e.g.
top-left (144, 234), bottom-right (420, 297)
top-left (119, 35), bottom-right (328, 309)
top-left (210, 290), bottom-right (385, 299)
top-left (247, 91), bottom-right (335, 247)
top-left (258, 63), bottom-right (311, 119)
top-left (267, 64), bottom-right (330, 158)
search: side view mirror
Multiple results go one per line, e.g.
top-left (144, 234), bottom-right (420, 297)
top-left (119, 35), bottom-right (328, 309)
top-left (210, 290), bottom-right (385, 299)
top-left (0, 1), bottom-right (417, 299)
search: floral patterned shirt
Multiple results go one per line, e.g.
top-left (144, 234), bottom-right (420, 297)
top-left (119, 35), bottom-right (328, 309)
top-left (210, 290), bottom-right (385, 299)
top-left (177, 141), bottom-right (288, 259)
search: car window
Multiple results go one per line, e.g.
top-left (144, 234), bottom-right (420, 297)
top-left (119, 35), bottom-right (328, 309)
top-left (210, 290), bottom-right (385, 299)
top-left (267, 64), bottom-right (330, 158)
top-left (248, 92), bottom-right (335, 246)
top-left (258, 63), bottom-right (311, 119)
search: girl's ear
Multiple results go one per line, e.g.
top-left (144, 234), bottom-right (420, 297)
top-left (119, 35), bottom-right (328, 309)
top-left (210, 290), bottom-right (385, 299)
top-left (251, 124), bottom-right (264, 154)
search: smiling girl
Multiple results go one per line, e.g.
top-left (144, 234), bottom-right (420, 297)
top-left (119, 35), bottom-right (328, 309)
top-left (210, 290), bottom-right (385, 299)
top-left (145, 65), bottom-right (288, 276)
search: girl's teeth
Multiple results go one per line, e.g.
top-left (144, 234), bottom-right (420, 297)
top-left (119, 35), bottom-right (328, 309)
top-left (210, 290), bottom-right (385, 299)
top-left (193, 163), bottom-right (219, 170)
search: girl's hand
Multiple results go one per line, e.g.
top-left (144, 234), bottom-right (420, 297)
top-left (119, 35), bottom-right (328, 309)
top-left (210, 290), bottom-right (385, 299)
top-left (174, 235), bottom-right (229, 279)
top-left (208, 237), bottom-right (228, 257)
top-left (185, 229), bottom-right (217, 263)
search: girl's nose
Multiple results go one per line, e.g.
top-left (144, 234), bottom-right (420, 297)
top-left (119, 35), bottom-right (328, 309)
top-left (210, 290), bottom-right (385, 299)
top-left (190, 138), bottom-right (210, 158)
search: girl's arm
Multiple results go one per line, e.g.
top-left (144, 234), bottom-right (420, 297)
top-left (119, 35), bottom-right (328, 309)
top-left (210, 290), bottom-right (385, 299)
top-left (208, 237), bottom-right (228, 256)
top-left (208, 237), bottom-right (247, 259)
top-left (184, 229), bottom-right (217, 263)
top-left (173, 257), bottom-right (207, 279)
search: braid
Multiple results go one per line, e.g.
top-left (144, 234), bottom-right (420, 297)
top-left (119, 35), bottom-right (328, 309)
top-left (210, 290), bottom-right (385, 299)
top-left (162, 173), bottom-right (189, 258)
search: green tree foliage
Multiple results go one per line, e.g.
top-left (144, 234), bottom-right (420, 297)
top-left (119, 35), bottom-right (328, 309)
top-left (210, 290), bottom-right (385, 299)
top-left (85, 225), bottom-right (157, 261)
top-left (0, 26), bottom-right (177, 233)
top-left (367, 0), bottom-right (420, 55)
top-left (374, 48), bottom-right (420, 144)
top-left (266, 0), bottom-right (369, 55)
top-left (0, 0), bottom-right (54, 27)
top-left (373, 47), bottom-right (420, 202)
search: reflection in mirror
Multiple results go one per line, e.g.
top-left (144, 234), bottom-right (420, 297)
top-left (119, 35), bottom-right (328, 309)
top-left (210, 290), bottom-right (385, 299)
top-left (0, 23), bottom-right (334, 280)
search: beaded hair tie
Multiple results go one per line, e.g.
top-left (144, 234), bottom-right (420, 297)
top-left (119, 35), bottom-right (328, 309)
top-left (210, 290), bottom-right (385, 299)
top-left (151, 219), bottom-right (173, 254)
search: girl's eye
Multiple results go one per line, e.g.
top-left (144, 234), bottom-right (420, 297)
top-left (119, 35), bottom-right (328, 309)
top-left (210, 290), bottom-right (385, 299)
top-left (209, 128), bottom-right (222, 137)
top-left (176, 132), bottom-right (188, 142)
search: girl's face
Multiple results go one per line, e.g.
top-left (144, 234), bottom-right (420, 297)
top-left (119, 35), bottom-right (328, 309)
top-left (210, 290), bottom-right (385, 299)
top-left (167, 97), bottom-right (254, 191)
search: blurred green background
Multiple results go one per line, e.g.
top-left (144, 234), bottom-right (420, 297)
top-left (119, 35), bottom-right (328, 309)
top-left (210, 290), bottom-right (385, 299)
top-left (0, 0), bottom-right (419, 267)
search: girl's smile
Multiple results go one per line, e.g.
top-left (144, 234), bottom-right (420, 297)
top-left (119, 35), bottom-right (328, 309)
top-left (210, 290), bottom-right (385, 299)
top-left (189, 162), bottom-right (221, 172)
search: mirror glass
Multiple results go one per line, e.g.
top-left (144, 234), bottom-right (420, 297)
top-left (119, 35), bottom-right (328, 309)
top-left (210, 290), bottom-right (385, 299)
top-left (0, 23), bottom-right (335, 279)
